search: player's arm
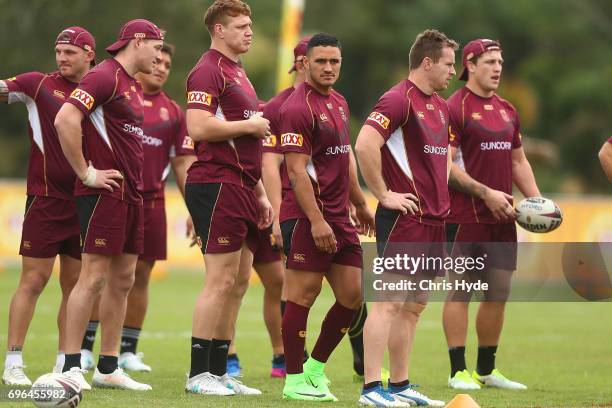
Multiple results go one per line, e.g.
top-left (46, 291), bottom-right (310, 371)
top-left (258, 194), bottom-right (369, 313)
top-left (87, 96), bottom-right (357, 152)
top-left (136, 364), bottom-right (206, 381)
top-left (186, 110), bottom-right (270, 142)
top-left (262, 151), bottom-right (284, 247)
top-left (348, 148), bottom-right (374, 237)
top-left (448, 146), bottom-right (515, 221)
top-left (55, 103), bottom-right (122, 191)
top-left (285, 152), bottom-right (337, 254)
top-left (511, 147), bottom-right (541, 197)
top-left (598, 141), bottom-right (612, 182)
top-left (354, 124), bottom-right (418, 214)
top-left (254, 179), bottom-right (273, 229)
top-left (170, 155), bottom-right (197, 198)
top-left (0, 80), bottom-right (8, 103)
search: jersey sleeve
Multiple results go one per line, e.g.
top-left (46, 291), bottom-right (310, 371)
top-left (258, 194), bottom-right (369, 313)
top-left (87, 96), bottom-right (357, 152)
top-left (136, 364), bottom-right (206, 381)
top-left (279, 102), bottom-right (313, 156)
top-left (510, 106), bottom-right (523, 149)
top-left (67, 64), bottom-right (116, 117)
top-left (447, 94), bottom-right (465, 147)
top-left (364, 90), bottom-right (408, 141)
top-left (186, 63), bottom-right (224, 114)
top-left (262, 97), bottom-right (282, 154)
top-left (171, 104), bottom-right (195, 157)
top-left (4, 72), bottom-right (45, 104)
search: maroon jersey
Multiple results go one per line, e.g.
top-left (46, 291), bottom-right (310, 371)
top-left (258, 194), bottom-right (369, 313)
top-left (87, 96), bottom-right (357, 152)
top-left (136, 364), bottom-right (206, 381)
top-left (185, 49), bottom-right (261, 189)
top-left (447, 87), bottom-right (522, 224)
top-left (5, 72), bottom-right (79, 200)
top-left (365, 79), bottom-right (450, 224)
top-left (67, 58), bottom-right (144, 204)
top-left (262, 86), bottom-right (295, 196)
top-left (141, 91), bottom-right (194, 200)
top-left (279, 82), bottom-right (352, 223)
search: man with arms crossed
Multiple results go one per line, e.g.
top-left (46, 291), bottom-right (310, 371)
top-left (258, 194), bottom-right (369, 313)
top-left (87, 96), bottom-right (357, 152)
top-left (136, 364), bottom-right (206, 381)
top-left (183, 0), bottom-right (271, 396)
top-left (355, 29), bottom-right (457, 407)
top-left (55, 19), bottom-right (163, 391)
top-left (443, 39), bottom-right (539, 390)
top-left (79, 43), bottom-right (196, 373)
top-left (279, 33), bottom-right (375, 402)
top-left (1, 27), bottom-right (95, 386)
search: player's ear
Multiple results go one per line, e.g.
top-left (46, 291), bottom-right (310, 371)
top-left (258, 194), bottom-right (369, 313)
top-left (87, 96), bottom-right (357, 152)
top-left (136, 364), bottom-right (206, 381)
top-left (214, 23), bottom-right (224, 38)
top-left (422, 57), bottom-right (432, 71)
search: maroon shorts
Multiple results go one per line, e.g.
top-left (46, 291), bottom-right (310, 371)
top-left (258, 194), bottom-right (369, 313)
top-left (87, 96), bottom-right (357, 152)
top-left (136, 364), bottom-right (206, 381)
top-left (375, 207), bottom-right (446, 276)
top-left (281, 218), bottom-right (362, 273)
top-left (139, 198), bottom-right (167, 261)
top-left (253, 226), bottom-right (282, 264)
top-left (446, 222), bottom-right (517, 271)
top-left (20, 195), bottom-right (81, 260)
top-left (185, 183), bottom-right (259, 254)
top-left (76, 195), bottom-right (144, 255)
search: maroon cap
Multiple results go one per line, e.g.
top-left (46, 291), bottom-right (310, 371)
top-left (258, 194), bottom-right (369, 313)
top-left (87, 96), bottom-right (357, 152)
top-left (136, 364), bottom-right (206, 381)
top-left (106, 19), bottom-right (164, 55)
top-left (459, 39), bottom-right (502, 81)
top-left (56, 26), bottom-right (96, 65)
top-left (288, 36), bottom-right (312, 73)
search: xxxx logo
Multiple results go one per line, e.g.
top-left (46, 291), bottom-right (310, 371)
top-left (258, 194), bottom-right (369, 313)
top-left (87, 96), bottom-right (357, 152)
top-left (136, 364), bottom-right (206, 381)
top-left (218, 237), bottom-right (230, 245)
top-left (70, 89), bottom-right (95, 110)
top-left (367, 112), bottom-right (390, 129)
top-left (22, 241), bottom-right (31, 250)
top-left (187, 91), bottom-right (212, 106)
top-left (298, 330), bottom-right (307, 338)
top-left (281, 133), bottom-right (303, 147)
top-left (182, 136), bottom-right (195, 150)
top-left (293, 253), bottom-right (306, 262)
top-left (263, 134), bottom-right (276, 147)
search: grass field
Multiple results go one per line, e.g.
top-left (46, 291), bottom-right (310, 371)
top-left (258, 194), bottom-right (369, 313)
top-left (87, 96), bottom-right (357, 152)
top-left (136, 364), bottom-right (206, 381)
top-left (0, 265), bottom-right (611, 407)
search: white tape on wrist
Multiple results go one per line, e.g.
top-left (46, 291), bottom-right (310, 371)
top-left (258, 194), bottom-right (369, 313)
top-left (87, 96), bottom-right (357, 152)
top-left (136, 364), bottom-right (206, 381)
top-left (81, 164), bottom-right (97, 187)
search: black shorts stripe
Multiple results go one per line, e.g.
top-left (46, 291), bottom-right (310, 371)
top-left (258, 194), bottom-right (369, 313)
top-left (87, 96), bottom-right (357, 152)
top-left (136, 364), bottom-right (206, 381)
top-left (375, 207), bottom-right (401, 257)
top-left (445, 223), bottom-right (460, 254)
top-left (24, 195), bottom-right (36, 218)
top-left (76, 195), bottom-right (101, 250)
top-left (280, 219), bottom-right (298, 258)
top-left (185, 182), bottom-right (222, 254)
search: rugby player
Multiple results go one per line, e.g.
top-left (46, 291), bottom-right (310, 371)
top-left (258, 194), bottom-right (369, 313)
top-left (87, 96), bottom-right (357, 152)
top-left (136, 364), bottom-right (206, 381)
top-left (355, 29), bottom-right (457, 406)
top-left (279, 33), bottom-right (375, 402)
top-left (78, 43), bottom-right (197, 373)
top-left (1, 27), bottom-right (95, 386)
top-left (55, 18), bottom-right (164, 391)
top-left (183, 0), bottom-right (271, 396)
top-left (443, 38), bottom-right (539, 390)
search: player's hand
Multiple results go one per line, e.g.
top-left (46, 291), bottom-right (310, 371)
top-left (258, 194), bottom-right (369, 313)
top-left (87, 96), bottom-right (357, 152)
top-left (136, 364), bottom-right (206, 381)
top-left (186, 215), bottom-right (197, 247)
top-left (80, 161), bottom-right (123, 192)
top-left (483, 187), bottom-right (516, 221)
top-left (354, 203), bottom-right (375, 237)
top-left (248, 112), bottom-right (271, 140)
top-left (270, 219), bottom-right (283, 251)
top-left (311, 218), bottom-right (337, 254)
top-left (380, 190), bottom-right (419, 215)
top-left (257, 195), bottom-right (274, 229)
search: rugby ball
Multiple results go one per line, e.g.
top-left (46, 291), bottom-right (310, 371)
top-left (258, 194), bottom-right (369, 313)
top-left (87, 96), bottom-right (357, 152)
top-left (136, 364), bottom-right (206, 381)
top-left (516, 197), bottom-right (563, 233)
top-left (31, 373), bottom-right (82, 408)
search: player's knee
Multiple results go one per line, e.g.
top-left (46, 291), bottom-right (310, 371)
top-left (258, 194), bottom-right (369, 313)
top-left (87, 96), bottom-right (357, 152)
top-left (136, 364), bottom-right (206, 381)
top-left (483, 284), bottom-right (510, 302)
top-left (132, 271), bottom-right (150, 290)
top-left (85, 274), bottom-right (107, 295)
top-left (404, 300), bottom-right (427, 318)
top-left (20, 273), bottom-right (49, 297)
top-left (107, 273), bottom-right (135, 295)
top-left (374, 301), bottom-right (403, 320)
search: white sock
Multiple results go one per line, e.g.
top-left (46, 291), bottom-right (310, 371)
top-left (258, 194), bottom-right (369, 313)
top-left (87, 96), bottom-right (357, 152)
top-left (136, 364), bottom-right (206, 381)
top-left (5, 351), bottom-right (23, 368)
top-left (56, 352), bottom-right (65, 369)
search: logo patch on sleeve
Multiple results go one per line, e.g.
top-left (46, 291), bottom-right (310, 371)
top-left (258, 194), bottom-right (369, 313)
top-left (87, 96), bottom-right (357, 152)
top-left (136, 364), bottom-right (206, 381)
top-left (187, 91), bottom-right (212, 106)
top-left (70, 89), bottom-right (95, 110)
top-left (367, 111), bottom-right (390, 129)
top-left (263, 134), bottom-right (277, 147)
top-left (182, 136), bottom-right (195, 150)
top-left (281, 133), bottom-right (303, 147)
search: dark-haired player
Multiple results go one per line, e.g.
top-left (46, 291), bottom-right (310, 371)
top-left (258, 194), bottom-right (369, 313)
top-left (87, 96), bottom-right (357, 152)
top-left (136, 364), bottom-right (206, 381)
top-left (279, 33), bottom-right (375, 402)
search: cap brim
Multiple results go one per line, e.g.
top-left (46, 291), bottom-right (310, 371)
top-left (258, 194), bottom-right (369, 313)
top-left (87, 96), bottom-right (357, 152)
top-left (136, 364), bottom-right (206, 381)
top-left (459, 67), bottom-right (468, 81)
top-left (288, 65), bottom-right (297, 74)
top-left (105, 39), bottom-right (129, 55)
